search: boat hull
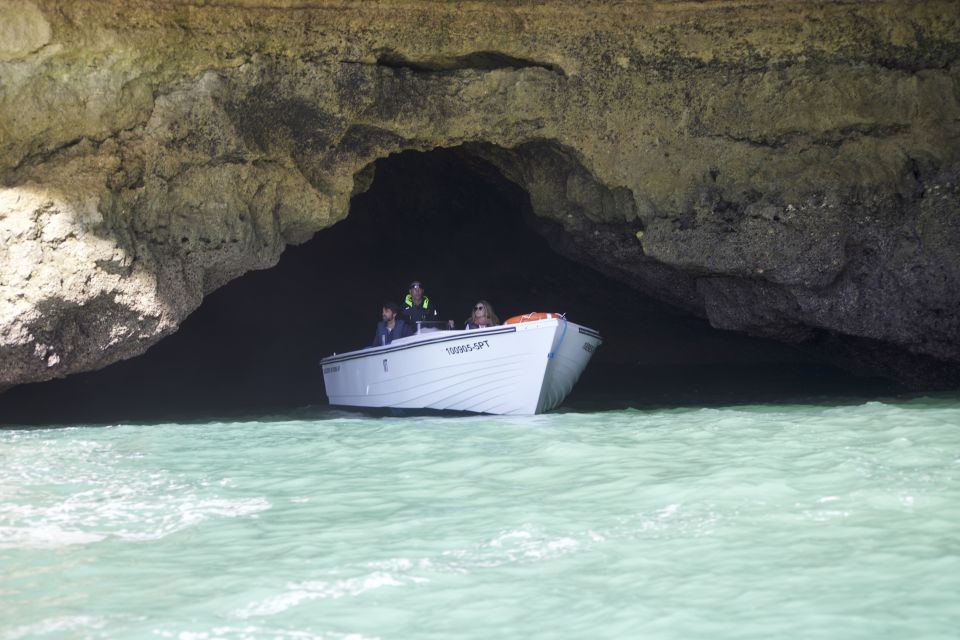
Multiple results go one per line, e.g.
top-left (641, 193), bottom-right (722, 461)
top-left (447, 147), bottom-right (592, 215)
top-left (320, 318), bottom-right (602, 415)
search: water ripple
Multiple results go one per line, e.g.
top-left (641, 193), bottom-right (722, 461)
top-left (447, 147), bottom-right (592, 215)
top-left (2, 399), bottom-right (960, 639)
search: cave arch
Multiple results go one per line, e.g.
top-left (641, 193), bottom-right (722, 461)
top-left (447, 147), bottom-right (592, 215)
top-left (0, 146), bottom-right (898, 424)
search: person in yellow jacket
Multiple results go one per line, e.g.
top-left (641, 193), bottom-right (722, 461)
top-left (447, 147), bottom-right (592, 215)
top-left (402, 281), bottom-right (453, 328)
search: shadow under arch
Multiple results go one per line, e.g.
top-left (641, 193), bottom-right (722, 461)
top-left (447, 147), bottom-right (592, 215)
top-left (0, 146), bottom-right (901, 425)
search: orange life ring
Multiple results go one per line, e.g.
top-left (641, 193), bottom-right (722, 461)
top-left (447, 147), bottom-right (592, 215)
top-left (504, 312), bottom-right (561, 324)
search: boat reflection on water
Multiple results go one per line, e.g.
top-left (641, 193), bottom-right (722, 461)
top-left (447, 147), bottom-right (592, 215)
top-left (320, 314), bottom-right (602, 415)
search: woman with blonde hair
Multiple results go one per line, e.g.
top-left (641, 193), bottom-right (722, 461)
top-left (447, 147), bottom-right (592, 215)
top-left (465, 300), bottom-right (500, 329)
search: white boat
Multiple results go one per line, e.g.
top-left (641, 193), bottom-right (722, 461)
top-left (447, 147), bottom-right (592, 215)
top-left (320, 314), bottom-right (602, 415)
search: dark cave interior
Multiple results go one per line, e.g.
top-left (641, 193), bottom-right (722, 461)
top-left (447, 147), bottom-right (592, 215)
top-left (0, 148), bottom-right (902, 425)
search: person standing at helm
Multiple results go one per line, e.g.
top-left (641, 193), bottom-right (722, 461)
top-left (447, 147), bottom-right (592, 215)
top-left (403, 280), bottom-right (455, 329)
top-left (402, 280), bottom-right (450, 326)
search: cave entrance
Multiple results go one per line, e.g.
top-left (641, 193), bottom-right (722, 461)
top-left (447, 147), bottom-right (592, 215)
top-left (0, 147), bottom-right (900, 423)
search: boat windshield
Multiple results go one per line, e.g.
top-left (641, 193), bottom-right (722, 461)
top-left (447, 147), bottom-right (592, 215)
top-left (414, 320), bottom-right (451, 334)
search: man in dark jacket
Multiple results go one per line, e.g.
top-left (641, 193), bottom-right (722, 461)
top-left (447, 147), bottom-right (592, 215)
top-left (402, 280), bottom-right (437, 324)
top-left (402, 281), bottom-right (453, 328)
top-left (371, 302), bottom-right (413, 347)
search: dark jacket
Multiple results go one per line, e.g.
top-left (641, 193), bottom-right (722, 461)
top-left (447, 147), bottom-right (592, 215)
top-left (402, 294), bottom-right (438, 324)
top-left (371, 319), bottom-right (413, 347)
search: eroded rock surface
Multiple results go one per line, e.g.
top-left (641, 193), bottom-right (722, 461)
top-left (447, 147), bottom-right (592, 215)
top-left (1, 0), bottom-right (959, 390)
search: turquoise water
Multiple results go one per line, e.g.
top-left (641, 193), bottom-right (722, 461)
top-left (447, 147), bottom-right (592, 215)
top-left (2, 399), bottom-right (959, 639)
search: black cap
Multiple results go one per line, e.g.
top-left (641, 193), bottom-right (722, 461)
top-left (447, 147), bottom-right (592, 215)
top-left (409, 281), bottom-right (423, 289)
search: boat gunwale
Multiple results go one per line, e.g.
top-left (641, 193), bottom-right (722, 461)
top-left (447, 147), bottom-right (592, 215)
top-left (319, 325), bottom-right (520, 366)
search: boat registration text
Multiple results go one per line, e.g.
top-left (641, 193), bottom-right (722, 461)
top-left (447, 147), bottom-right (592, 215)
top-left (445, 340), bottom-right (491, 355)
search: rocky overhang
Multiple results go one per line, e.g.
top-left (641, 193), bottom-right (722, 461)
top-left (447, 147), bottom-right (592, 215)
top-left (1, 0), bottom-right (959, 391)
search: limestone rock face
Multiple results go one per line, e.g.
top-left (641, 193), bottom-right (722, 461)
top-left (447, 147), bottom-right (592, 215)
top-left (1, 0), bottom-right (959, 389)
